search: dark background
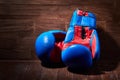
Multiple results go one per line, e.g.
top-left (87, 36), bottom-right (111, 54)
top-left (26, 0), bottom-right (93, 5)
top-left (0, 0), bottom-right (120, 80)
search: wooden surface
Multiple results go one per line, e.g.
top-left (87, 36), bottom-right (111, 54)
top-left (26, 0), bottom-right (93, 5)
top-left (0, 0), bottom-right (120, 80)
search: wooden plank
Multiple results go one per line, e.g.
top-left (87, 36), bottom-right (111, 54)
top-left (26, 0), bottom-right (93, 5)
top-left (0, 34), bottom-right (36, 59)
top-left (85, 76), bottom-right (102, 80)
top-left (0, 49), bottom-right (33, 59)
top-left (0, 4), bottom-right (114, 20)
top-left (35, 19), bottom-right (66, 29)
top-left (0, 61), bottom-right (42, 80)
top-left (0, 15), bottom-right (38, 19)
top-left (0, 61), bottom-right (119, 80)
top-left (0, 3), bottom-right (113, 10)
top-left (57, 68), bottom-right (73, 80)
top-left (40, 68), bottom-right (58, 80)
top-left (0, 5), bottom-right (72, 16)
top-left (0, 19), bottom-right (34, 32)
top-left (0, 0), bottom-right (115, 5)
top-left (101, 72), bottom-right (119, 80)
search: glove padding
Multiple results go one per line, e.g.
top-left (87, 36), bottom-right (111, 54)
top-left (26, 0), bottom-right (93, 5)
top-left (35, 30), bottom-right (66, 63)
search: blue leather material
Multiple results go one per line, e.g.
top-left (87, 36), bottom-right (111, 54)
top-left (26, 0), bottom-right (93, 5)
top-left (81, 16), bottom-right (96, 28)
top-left (62, 44), bottom-right (92, 68)
top-left (35, 30), bottom-right (66, 62)
top-left (90, 30), bottom-right (100, 60)
top-left (35, 32), bottom-right (55, 61)
top-left (88, 12), bottom-right (96, 18)
top-left (64, 27), bottom-right (74, 43)
top-left (69, 10), bottom-right (82, 27)
top-left (69, 10), bottom-right (96, 28)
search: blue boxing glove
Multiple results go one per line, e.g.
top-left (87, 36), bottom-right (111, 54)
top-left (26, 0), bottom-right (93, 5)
top-left (61, 9), bottom-right (100, 69)
top-left (35, 30), bottom-right (66, 63)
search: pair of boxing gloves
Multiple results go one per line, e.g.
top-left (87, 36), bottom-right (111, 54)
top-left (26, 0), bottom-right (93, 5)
top-left (35, 9), bottom-right (100, 69)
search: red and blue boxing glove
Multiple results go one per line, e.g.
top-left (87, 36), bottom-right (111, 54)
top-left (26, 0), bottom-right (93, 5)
top-left (35, 9), bottom-right (100, 69)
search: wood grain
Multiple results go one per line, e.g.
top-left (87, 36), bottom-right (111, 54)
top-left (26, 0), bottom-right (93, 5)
top-left (0, 0), bottom-right (119, 80)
